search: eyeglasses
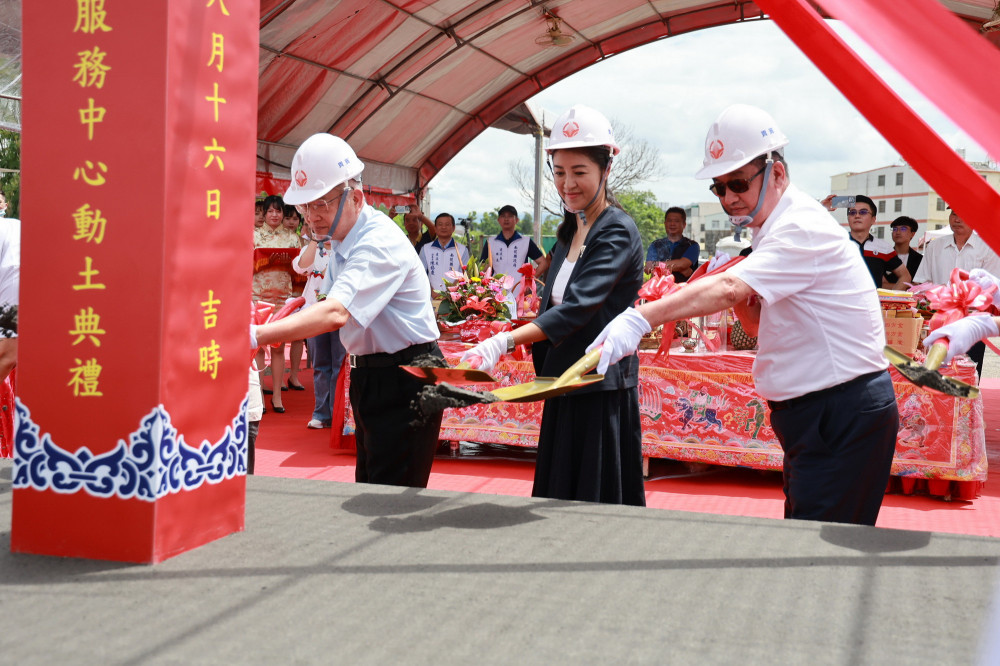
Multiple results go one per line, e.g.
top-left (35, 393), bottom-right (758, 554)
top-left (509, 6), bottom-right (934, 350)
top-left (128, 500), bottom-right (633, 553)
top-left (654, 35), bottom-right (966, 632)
top-left (890, 225), bottom-right (913, 232)
top-left (847, 208), bottom-right (872, 217)
top-left (709, 165), bottom-right (766, 197)
top-left (295, 188), bottom-right (350, 216)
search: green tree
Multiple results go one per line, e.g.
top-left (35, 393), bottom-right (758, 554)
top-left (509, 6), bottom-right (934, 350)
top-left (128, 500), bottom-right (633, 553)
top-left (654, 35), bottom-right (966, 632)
top-left (0, 129), bottom-right (19, 218)
top-left (617, 189), bottom-right (665, 251)
top-left (516, 212), bottom-right (533, 236)
top-left (478, 210), bottom-right (499, 238)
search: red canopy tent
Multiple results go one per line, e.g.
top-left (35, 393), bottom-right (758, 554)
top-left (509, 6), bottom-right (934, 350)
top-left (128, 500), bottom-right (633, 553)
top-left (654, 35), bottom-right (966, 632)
top-left (257, 0), bottom-right (1000, 245)
top-left (255, 171), bottom-right (417, 210)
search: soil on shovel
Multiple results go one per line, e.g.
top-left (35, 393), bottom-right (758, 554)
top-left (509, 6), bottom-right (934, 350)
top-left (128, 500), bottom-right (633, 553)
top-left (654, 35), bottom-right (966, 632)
top-left (410, 382), bottom-right (499, 426)
top-left (408, 353), bottom-right (450, 369)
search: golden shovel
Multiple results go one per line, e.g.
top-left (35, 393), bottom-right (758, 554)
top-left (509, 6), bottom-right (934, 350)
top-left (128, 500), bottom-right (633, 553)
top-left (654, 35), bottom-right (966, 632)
top-left (884, 342), bottom-right (979, 399)
top-left (489, 347), bottom-right (605, 402)
top-left (417, 348), bottom-right (606, 415)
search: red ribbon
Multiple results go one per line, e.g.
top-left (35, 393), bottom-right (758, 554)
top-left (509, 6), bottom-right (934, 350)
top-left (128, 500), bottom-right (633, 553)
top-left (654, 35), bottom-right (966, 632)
top-left (635, 272), bottom-right (682, 359)
top-left (636, 272), bottom-right (679, 304)
top-left (924, 268), bottom-right (995, 331)
top-left (516, 263), bottom-right (538, 317)
top-left (634, 255), bottom-right (747, 359)
top-left (250, 297), bottom-right (307, 366)
top-left (250, 302), bottom-right (274, 365)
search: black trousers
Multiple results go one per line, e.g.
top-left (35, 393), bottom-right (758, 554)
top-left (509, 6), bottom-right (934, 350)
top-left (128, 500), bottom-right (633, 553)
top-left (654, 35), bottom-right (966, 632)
top-left (247, 420), bottom-right (258, 475)
top-left (968, 341), bottom-right (986, 378)
top-left (533, 387), bottom-right (645, 506)
top-left (349, 343), bottom-right (444, 488)
top-left (768, 370), bottom-right (898, 526)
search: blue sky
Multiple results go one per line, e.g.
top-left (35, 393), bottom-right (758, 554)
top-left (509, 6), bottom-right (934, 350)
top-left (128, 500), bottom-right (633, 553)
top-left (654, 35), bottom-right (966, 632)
top-left (427, 19), bottom-right (991, 220)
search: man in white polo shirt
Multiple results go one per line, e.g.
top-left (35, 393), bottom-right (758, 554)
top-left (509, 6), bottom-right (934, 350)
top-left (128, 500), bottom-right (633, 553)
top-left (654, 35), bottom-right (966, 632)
top-left (589, 104), bottom-right (898, 526)
top-left (914, 207), bottom-right (1000, 377)
top-left (419, 213), bottom-right (469, 292)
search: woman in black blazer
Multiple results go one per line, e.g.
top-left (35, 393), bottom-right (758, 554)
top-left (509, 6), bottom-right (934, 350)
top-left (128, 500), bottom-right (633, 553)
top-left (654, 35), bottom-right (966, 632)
top-left (462, 105), bottom-right (646, 505)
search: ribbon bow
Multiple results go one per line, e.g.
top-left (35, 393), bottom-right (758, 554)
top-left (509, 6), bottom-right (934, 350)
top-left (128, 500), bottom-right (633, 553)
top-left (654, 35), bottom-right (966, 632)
top-left (516, 263), bottom-right (539, 317)
top-left (634, 255), bottom-right (747, 359)
top-left (925, 268), bottom-right (996, 331)
top-left (635, 272), bottom-right (683, 359)
top-left (636, 272), bottom-right (679, 304)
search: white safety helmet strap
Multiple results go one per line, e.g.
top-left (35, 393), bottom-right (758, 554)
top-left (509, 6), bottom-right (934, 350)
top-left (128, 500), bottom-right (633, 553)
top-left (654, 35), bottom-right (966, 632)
top-left (728, 159), bottom-right (775, 241)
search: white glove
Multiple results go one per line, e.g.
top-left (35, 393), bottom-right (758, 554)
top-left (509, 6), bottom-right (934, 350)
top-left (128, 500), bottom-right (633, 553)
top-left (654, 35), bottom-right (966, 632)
top-left (250, 324), bottom-right (259, 350)
top-left (459, 333), bottom-right (509, 372)
top-left (922, 314), bottom-right (999, 363)
top-left (587, 308), bottom-right (652, 374)
top-left (968, 269), bottom-right (1000, 308)
top-left (706, 250), bottom-right (731, 274)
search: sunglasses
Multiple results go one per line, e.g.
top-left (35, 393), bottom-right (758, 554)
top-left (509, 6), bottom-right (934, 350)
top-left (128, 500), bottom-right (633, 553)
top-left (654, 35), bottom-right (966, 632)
top-left (890, 225), bottom-right (913, 232)
top-left (847, 208), bottom-right (872, 217)
top-left (709, 165), bottom-right (766, 197)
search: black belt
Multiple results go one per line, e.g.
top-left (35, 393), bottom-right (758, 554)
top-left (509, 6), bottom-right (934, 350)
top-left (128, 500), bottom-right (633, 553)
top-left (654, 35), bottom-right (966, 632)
top-left (767, 369), bottom-right (887, 412)
top-left (348, 341), bottom-right (437, 369)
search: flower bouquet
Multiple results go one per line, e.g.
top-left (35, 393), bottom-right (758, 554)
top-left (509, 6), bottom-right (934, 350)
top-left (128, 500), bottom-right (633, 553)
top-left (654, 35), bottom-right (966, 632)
top-left (437, 257), bottom-right (516, 342)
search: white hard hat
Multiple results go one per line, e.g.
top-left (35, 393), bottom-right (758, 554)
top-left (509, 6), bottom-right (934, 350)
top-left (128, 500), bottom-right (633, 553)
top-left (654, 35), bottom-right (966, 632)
top-left (694, 104), bottom-right (788, 180)
top-left (546, 105), bottom-right (621, 156)
top-left (283, 133), bottom-right (365, 205)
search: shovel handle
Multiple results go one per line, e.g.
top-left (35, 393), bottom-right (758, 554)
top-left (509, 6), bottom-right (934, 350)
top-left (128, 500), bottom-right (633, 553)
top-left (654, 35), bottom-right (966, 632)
top-left (925, 340), bottom-right (949, 371)
top-left (551, 347), bottom-right (603, 390)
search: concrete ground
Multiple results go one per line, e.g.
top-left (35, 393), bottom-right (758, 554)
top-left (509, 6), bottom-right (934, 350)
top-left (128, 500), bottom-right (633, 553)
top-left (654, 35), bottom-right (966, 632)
top-left (2, 344), bottom-right (998, 664)
top-left (2, 462), bottom-right (1000, 665)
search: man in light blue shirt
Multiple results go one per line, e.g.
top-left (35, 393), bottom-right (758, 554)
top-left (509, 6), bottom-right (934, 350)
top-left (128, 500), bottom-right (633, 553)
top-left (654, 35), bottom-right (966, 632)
top-left (254, 134), bottom-right (445, 488)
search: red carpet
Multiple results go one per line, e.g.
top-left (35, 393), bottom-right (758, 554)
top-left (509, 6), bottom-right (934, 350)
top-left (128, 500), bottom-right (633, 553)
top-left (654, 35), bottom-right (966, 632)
top-left (256, 368), bottom-right (1000, 538)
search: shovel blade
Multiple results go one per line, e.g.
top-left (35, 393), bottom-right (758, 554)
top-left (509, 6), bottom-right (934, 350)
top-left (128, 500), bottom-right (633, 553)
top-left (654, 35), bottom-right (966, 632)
top-left (884, 346), bottom-right (979, 399)
top-left (490, 374), bottom-right (605, 403)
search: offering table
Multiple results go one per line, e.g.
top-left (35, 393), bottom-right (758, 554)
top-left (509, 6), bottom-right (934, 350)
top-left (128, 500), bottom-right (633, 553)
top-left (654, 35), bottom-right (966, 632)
top-left (332, 341), bottom-right (986, 498)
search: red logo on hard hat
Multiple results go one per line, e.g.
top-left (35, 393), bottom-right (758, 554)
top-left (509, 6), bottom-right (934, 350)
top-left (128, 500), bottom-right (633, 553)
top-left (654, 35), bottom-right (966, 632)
top-left (294, 170), bottom-right (308, 187)
top-left (709, 140), bottom-right (725, 160)
top-left (562, 121), bottom-right (580, 138)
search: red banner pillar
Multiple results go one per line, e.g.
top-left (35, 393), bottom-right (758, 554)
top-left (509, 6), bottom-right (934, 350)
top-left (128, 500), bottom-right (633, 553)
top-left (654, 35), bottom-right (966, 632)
top-left (14, 0), bottom-right (257, 563)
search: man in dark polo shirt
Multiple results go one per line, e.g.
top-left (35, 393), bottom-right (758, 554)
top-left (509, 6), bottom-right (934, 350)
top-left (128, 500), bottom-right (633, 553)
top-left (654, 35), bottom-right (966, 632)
top-left (883, 215), bottom-right (921, 287)
top-left (644, 206), bottom-right (700, 282)
top-left (846, 195), bottom-right (911, 289)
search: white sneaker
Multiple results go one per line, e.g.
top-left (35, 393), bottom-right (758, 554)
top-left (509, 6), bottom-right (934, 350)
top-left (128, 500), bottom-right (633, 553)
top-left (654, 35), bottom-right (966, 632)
top-left (306, 419), bottom-right (330, 429)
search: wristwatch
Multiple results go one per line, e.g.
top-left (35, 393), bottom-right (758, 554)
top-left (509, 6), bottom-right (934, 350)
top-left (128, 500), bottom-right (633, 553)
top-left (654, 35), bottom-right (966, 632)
top-left (506, 332), bottom-right (516, 353)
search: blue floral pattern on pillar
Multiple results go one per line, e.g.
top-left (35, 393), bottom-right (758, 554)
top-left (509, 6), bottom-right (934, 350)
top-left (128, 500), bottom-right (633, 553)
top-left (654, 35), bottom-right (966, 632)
top-left (13, 397), bottom-right (248, 500)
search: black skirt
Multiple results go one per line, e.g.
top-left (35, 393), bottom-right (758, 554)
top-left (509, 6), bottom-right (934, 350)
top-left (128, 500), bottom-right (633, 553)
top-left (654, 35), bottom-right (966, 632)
top-left (532, 387), bottom-right (645, 506)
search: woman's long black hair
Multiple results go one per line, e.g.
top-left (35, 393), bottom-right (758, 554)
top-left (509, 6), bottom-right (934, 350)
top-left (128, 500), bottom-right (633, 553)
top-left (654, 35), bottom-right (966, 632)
top-left (553, 145), bottom-right (622, 246)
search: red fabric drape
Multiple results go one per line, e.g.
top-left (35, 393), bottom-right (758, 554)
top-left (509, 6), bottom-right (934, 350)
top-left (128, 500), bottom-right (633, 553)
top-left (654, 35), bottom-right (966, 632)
top-left (756, 0), bottom-right (1000, 253)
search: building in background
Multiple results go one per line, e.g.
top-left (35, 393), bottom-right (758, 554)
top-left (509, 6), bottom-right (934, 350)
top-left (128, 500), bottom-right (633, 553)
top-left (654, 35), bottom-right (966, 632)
top-left (828, 151), bottom-right (1000, 242)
